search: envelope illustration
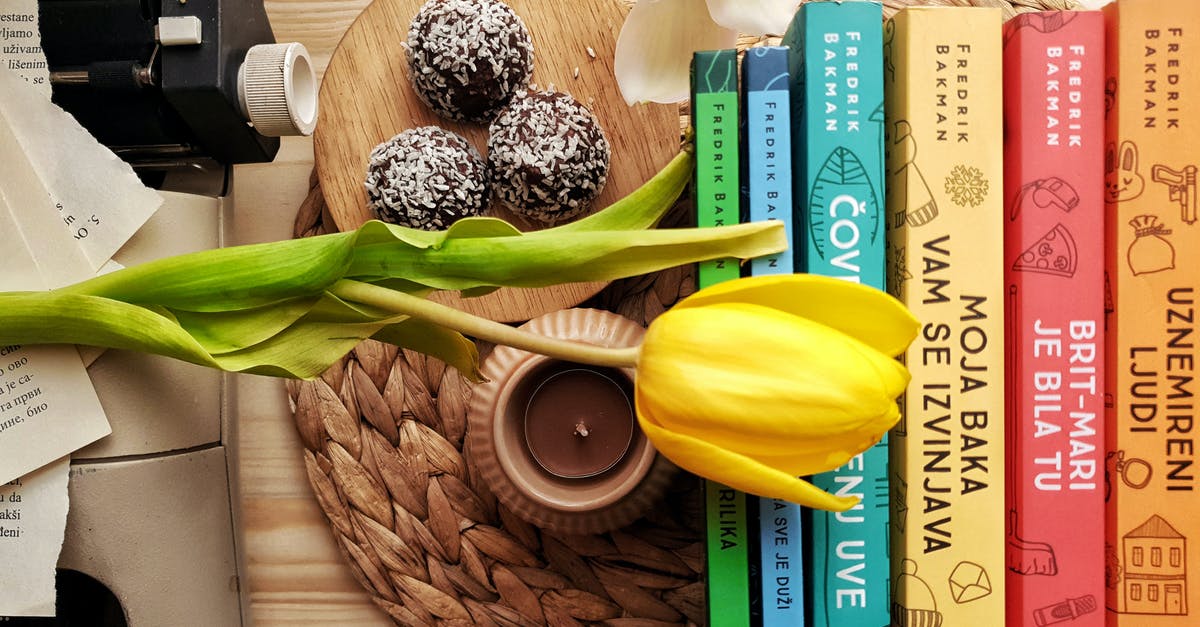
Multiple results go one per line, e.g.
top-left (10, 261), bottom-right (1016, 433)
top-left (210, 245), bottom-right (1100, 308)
top-left (948, 561), bottom-right (993, 604)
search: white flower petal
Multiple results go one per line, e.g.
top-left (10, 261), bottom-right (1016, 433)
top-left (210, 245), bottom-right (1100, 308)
top-left (705, 0), bottom-right (798, 36)
top-left (615, 0), bottom-right (738, 105)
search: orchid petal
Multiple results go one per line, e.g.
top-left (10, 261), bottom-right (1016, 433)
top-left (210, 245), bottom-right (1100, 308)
top-left (704, 0), bottom-right (799, 36)
top-left (614, 0), bottom-right (737, 105)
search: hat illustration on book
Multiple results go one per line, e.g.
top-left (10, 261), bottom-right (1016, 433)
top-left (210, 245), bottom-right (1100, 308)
top-left (892, 559), bottom-right (944, 627)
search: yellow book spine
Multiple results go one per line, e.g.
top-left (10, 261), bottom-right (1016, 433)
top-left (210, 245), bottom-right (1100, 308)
top-left (885, 7), bottom-right (1007, 625)
top-left (1104, 1), bottom-right (1200, 623)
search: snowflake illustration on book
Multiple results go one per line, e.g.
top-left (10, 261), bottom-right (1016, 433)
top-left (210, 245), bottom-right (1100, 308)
top-left (945, 164), bottom-right (990, 207)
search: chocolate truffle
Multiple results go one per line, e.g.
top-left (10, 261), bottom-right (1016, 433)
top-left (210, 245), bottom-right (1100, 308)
top-left (364, 126), bottom-right (489, 230)
top-left (404, 0), bottom-right (534, 123)
top-left (487, 88), bottom-right (611, 224)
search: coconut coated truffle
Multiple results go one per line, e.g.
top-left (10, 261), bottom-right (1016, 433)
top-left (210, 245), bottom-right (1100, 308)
top-left (404, 0), bottom-right (534, 123)
top-left (487, 88), bottom-right (611, 224)
top-left (364, 126), bottom-right (489, 230)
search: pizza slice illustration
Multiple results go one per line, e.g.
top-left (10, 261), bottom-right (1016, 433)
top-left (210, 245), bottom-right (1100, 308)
top-left (1012, 223), bottom-right (1077, 278)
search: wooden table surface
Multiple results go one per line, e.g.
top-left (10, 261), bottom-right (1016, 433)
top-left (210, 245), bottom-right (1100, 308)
top-left (232, 0), bottom-right (723, 622)
top-left (232, 2), bottom-right (649, 625)
top-left (232, 2), bottom-right (394, 625)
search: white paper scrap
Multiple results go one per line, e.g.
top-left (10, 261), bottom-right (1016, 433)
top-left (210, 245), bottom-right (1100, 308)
top-left (0, 65), bottom-right (112, 622)
top-left (0, 190), bottom-right (111, 485)
top-left (0, 13), bottom-right (156, 620)
top-left (0, 1), bottom-right (49, 98)
top-left (0, 69), bottom-right (161, 270)
top-left (0, 459), bottom-right (70, 617)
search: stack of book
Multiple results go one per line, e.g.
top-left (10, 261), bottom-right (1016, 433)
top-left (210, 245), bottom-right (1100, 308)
top-left (687, 0), bottom-right (1197, 624)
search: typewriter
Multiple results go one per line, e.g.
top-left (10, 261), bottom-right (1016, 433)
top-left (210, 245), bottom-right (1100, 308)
top-left (38, 0), bottom-right (316, 193)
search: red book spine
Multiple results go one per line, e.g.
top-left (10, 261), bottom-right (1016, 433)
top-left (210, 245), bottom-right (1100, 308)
top-left (1002, 11), bottom-right (1107, 627)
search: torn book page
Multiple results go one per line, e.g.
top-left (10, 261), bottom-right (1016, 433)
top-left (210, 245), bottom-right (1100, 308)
top-left (0, 459), bottom-right (70, 617)
top-left (0, 1), bottom-right (49, 98)
top-left (0, 69), bottom-right (160, 270)
top-left (0, 190), bottom-right (110, 485)
top-left (0, 135), bottom-right (109, 620)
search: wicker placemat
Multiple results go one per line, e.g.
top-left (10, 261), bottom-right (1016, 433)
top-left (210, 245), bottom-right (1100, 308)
top-left (287, 1), bottom-right (1080, 624)
top-left (291, 169), bottom-right (705, 626)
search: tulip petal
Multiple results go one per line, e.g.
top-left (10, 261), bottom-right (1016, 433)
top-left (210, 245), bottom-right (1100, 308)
top-left (704, 0), bottom-right (798, 36)
top-left (639, 302), bottom-right (907, 457)
top-left (614, 0), bottom-right (738, 105)
top-left (637, 413), bottom-right (858, 511)
top-left (673, 274), bottom-right (919, 357)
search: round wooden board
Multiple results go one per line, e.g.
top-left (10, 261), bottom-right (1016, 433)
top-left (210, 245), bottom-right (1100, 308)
top-left (313, 0), bottom-right (680, 322)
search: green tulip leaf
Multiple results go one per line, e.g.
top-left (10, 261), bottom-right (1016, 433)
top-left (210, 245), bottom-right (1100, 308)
top-left (0, 148), bottom-right (787, 380)
top-left (346, 222), bottom-right (784, 291)
top-left (371, 318), bottom-right (482, 383)
top-left (59, 232), bottom-right (359, 312)
top-left (442, 217), bottom-right (524, 239)
top-left (172, 297), bottom-right (321, 353)
top-left (0, 292), bottom-right (219, 369)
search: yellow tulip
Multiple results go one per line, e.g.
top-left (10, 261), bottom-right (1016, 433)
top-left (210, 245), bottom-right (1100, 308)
top-left (633, 274), bottom-right (919, 512)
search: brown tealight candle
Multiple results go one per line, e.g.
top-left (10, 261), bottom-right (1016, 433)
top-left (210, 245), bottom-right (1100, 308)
top-left (467, 308), bottom-right (677, 535)
top-left (524, 368), bottom-right (635, 478)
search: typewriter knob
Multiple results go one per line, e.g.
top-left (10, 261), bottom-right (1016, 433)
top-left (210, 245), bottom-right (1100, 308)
top-left (237, 42), bottom-right (318, 137)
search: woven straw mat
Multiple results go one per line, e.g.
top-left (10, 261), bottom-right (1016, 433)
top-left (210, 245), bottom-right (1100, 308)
top-left (287, 0), bottom-right (1080, 624)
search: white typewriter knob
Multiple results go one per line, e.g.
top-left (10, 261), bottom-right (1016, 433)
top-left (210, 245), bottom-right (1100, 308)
top-left (237, 42), bottom-right (318, 137)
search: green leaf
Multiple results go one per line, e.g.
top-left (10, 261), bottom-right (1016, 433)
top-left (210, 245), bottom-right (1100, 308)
top-left (345, 221), bottom-right (786, 291)
top-left (458, 285), bottom-right (500, 298)
top-left (210, 316), bottom-right (397, 378)
top-left (199, 294), bottom-right (408, 377)
top-left (443, 217), bottom-right (523, 239)
top-left (172, 297), bottom-right (320, 353)
top-left (0, 292), bottom-right (220, 369)
top-left (553, 149), bottom-right (693, 233)
top-left (354, 220), bottom-right (445, 248)
top-left (0, 147), bottom-right (787, 381)
top-left (59, 232), bottom-right (359, 312)
top-left (372, 319), bottom-right (482, 383)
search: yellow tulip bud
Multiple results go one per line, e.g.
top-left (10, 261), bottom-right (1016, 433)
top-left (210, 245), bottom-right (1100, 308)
top-left (633, 274), bottom-right (919, 511)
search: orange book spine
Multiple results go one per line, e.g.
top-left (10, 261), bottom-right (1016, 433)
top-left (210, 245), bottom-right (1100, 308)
top-left (1104, 0), bottom-right (1200, 623)
top-left (1003, 11), bottom-right (1107, 627)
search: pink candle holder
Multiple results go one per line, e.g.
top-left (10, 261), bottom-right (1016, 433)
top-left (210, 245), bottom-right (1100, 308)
top-left (467, 308), bottom-right (676, 534)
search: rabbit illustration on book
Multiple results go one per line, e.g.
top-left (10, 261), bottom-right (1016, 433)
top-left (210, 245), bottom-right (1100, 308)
top-left (1106, 141), bottom-right (1145, 203)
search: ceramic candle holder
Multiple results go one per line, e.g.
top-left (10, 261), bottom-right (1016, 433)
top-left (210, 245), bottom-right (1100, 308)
top-left (467, 308), bottom-right (676, 535)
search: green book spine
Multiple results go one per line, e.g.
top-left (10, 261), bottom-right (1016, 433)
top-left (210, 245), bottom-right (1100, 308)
top-left (784, 3), bottom-right (890, 626)
top-left (692, 48), bottom-right (750, 627)
top-left (694, 49), bottom-right (743, 288)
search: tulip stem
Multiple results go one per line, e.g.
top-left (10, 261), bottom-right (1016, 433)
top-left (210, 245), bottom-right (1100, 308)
top-left (331, 280), bottom-right (642, 368)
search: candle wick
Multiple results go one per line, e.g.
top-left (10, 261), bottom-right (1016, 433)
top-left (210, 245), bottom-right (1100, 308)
top-left (574, 422), bottom-right (590, 438)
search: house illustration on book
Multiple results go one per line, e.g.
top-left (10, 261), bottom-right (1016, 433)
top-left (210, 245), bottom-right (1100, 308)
top-left (1118, 514), bottom-right (1188, 615)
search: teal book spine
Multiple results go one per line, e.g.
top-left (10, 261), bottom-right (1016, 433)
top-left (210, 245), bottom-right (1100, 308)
top-left (743, 45), bottom-right (804, 627)
top-left (783, 3), bottom-right (890, 626)
top-left (691, 48), bottom-right (750, 627)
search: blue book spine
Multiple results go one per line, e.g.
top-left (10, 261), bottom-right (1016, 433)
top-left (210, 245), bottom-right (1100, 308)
top-left (784, 3), bottom-right (890, 627)
top-left (744, 45), bottom-right (804, 627)
top-left (746, 46), bottom-right (795, 277)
